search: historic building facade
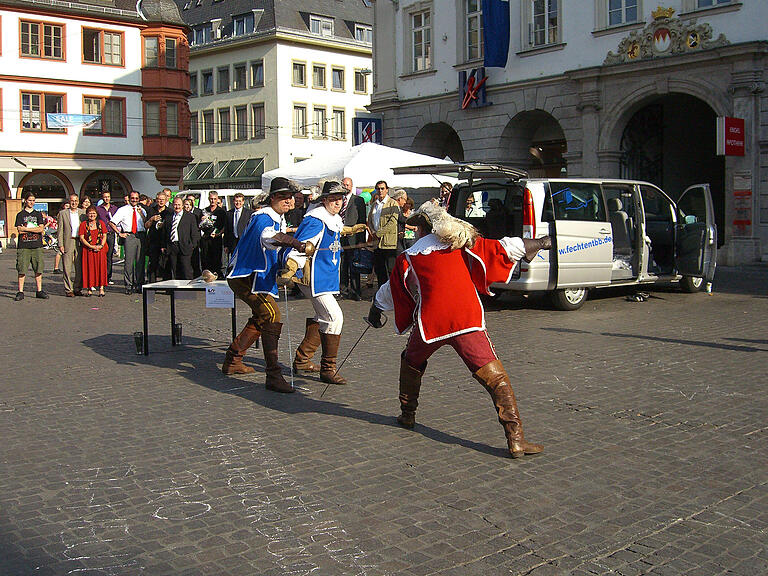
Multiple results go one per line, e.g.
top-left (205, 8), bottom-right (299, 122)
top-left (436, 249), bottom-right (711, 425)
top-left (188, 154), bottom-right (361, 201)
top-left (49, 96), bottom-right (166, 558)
top-left (370, 1), bottom-right (767, 264)
top-left (0, 0), bottom-right (191, 246)
top-left (178, 0), bottom-right (373, 190)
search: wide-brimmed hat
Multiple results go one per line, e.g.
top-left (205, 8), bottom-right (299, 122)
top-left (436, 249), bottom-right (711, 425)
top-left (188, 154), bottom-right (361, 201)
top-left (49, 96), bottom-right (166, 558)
top-left (270, 177), bottom-right (299, 197)
top-left (318, 180), bottom-right (345, 199)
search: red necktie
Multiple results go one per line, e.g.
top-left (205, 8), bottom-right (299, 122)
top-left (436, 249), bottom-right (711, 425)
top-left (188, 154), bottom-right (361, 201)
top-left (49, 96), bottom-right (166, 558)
top-left (131, 208), bottom-right (137, 234)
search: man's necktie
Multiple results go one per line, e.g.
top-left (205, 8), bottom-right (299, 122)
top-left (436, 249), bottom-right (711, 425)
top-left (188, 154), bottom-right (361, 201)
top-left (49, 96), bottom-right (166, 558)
top-left (131, 208), bottom-right (137, 234)
top-left (340, 195), bottom-right (348, 219)
top-left (171, 214), bottom-right (180, 242)
top-left (234, 210), bottom-right (240, 237)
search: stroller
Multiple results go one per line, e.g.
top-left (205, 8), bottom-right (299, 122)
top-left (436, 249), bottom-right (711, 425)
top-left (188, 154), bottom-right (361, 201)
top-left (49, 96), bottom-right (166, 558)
top-left (43, 227), bottom-right (59, 250)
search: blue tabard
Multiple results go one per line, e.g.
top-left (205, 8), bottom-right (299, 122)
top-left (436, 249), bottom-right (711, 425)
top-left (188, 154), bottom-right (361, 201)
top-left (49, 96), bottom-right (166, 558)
top-left (227, 210), bottom-right (283, 296)
top-left (293, 211), bottom-right (342, 297)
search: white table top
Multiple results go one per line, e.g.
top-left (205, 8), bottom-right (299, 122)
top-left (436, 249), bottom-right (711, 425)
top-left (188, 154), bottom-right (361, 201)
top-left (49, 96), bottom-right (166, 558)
top-left (142, 279), bottom-right (229, 291)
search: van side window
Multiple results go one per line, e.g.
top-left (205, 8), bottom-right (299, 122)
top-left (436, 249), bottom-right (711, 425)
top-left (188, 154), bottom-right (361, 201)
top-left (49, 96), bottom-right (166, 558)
top-left (548, 182), bottom-right (605, 222)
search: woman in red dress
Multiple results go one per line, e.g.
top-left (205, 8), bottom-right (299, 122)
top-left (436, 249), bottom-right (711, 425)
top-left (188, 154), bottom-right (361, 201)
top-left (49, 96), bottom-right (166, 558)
top-left (78, 206), bottom-right (108, 296)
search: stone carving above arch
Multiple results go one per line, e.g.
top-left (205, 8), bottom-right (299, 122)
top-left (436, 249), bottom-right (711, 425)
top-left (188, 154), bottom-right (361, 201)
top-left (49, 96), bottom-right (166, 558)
top-left (604, 7), bottom-right (729, 65)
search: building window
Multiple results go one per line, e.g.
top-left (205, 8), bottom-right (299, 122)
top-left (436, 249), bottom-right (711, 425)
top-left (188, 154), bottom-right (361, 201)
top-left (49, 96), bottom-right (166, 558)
top-left (332, 108), bottom-right (345, 140)
top-left (202, 70), bottom-right (213, 95)
top-left (309, 15), bottom-right (334, 37)
top-left (21, 21), bottom-right (64, 60)
top-left (313, 65), bottom-right (326, 89)
top-left (21, 92), bottom-right (65, 132)
top-left (165, 38), bottom-right (177, 68)
top-left (332, 67), bottom-right (345, 91)
top-left (233, 12), bottom-right (255, 36)
top-left (202, 109), bottom-right (214, 143)
top-left (145, 101), bottom-right (160, 135)
top-left (82, 29), bottom-right (123, 65)
top-left (293, 105), bottom-right (307, 137)
top-left (83, 97), bottom-right (125, 135)
top-left (190, 112), bottom-right (198, 145)
top-left (233, 64), bottom-right (247, 90)
top-left (144, 36), bottom-right (158, 67)
top-left (411, 10), bottom-right (431, 71)
top-left (354, 70), bottom-right (367, 94)
top-left (192, 24), bottom-right (212, 45)
top-left (528, 0), bottom-right (560, 48)
top-left (190, 72), bottom-right (198, 97)
top-left (251, 104), bottom-right (265, 139)
top-left (292, 62), bottom-right (306, 87)
top-left (235, 106), bottom-right (248, 140)
top-left (607, 0), bottom-right (639, 26)
top-left (355, 24), bottom-right (372, 44)
top-left (167, 102), bottom-right (179, 136)
top-left (697, 0), bottom-right (732, 7)
top-left (218, 66), bottom-right (229, 93)
top-left (313, 106), bottom-right (327, 138)
top-left (466, 0), bottom-right (483, 61)
top-left (219, 108), bottom-right (231, 141)
top-left (250, 60), bottom-right (264, 87)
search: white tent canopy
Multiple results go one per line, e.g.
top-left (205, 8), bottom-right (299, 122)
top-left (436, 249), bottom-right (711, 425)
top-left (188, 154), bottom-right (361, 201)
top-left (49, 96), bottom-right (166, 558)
top-left (261, 143), bottom-right (454, 192)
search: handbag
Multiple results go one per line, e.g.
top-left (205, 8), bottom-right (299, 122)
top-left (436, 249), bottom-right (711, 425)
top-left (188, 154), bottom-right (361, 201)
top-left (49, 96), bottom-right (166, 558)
top-left (351, 248), bottom-right (374, 274)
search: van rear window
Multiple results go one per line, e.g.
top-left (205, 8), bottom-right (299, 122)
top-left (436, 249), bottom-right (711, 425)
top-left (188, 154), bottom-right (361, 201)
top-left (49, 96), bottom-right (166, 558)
top-left (548, 182), bottom-right (606, 222)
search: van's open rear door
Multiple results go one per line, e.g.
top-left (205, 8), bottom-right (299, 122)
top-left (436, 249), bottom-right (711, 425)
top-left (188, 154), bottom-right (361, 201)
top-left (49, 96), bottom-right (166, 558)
top-left (674, 184), bottom-right (717, 282)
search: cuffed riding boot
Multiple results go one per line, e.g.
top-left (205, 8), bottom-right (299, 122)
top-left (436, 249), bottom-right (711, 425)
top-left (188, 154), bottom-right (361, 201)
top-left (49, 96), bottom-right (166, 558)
top-left (522, 236), bottom-right (552, 262)
top-left (222, 322), bottom-right (261, 375)
top-left (397, 355), bottom-right (424, 429)
top-left (319, 332), bottom-right (347, 385)
top-left (293, 318), bottom-right (322, 373)
top-left (261, 322), bottom-right (294, 393)
top-left (473, 360), bottom-right (543, 458)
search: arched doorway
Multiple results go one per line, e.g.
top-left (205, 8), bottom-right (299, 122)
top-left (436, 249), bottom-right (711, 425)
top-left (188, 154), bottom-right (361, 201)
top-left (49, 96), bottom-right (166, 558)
top-left (17, 170), bottom-right (74, 217)
top-left (498, 110), bottom-right (567, 177)
top-left (0, 176), bottom-right (9, 241)
top-left (620, 94), bottom-right (724, 246)
top-left (81, 171), bottom-right (132, 203)
top-left (411, 122), bottom-right (464, 161)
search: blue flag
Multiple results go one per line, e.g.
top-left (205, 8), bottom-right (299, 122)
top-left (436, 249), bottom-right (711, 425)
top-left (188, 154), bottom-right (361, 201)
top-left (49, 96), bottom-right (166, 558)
top-left (482, 0), bottom-right (510, 68)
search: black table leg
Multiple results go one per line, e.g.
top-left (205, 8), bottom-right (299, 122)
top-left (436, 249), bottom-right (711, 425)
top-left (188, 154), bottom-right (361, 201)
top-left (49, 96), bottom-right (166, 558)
top-left (170, 290), bottom-right (177, 346)
top-left (143, 289), bottom-right (149, 355)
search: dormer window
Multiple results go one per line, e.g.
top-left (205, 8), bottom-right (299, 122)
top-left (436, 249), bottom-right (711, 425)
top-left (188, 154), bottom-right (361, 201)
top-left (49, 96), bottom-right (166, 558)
top-left (355, 24), bottom-right (372, 44)
top-left (233, 12), bottom-right (255, 36)
top-left (192, 23), bottom-right (212, 45)
top-left (310, 15), bottom-right (334, 37)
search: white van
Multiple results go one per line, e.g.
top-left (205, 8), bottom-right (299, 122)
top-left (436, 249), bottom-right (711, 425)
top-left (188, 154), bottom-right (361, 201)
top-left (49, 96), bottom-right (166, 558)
top-left (393, 163), bottom-right (717, 310)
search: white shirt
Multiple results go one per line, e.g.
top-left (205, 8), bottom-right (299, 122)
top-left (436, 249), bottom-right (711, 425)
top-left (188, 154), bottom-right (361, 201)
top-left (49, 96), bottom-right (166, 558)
top-left (233, 208), bottom-right (242, 237)
top-left (371, 199), bottom-right (384, 232)
top-left (110, 204), bottom-right (146, 233)
top-left (171, 211), bottom-right (182, 242)
top-left (69, 210), bottom-right (80, 237)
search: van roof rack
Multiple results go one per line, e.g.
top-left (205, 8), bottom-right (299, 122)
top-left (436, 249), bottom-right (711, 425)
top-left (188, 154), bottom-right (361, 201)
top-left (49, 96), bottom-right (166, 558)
top-left (392, 162), bottom-right (528, 181)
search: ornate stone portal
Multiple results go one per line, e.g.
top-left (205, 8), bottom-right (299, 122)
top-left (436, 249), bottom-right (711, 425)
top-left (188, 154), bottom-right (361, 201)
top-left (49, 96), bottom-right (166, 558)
top-left (604, 6), bottom-right (729, 65)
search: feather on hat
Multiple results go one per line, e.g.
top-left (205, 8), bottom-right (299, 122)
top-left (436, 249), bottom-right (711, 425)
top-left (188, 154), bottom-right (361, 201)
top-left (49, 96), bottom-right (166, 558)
top-left (406, 200), bottom-right (478, 250)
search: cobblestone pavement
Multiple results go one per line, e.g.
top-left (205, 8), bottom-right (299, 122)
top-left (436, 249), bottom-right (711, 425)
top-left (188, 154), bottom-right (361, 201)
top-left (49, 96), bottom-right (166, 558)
top-left (1, 251), bottom-right (766, 576)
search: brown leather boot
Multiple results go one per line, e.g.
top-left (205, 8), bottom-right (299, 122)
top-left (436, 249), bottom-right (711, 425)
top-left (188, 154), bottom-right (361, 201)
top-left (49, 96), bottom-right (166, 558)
top-left (222, 322), bottom-right (260, 375)
top-left (397, 355), bottom-right (424, 429)
top-left (522, 236), bottom-right (552, 262)
top-left (261, 322), bottom-right (294, 393)
top-left (473, 360), bottom-right (543, 458)
top-left (319, 332), bottom-right (347, 385)
top-left (293, 318), bottom-right (321, 373)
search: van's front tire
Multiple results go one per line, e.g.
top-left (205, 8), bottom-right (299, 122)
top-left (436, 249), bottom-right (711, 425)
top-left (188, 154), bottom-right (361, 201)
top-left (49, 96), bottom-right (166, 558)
top-left (680, 276), bottom-right (704, 293)
top-left (550, 288), bottom-right (587, 311)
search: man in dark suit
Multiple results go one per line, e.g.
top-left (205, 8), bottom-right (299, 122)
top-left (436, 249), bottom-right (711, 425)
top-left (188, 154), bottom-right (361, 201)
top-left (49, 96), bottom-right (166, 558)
top-left (223, 192), bottom-right (253, 272)
top-left (339, 177), bottom-right (368, 300)
top-left (186, 193), bottom-right (203, 277)
top-left (162, 196), bottom-right (201, 280)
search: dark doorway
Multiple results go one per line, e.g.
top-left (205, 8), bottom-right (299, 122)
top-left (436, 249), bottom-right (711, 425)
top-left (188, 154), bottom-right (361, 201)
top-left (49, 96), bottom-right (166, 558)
top-left (620, 94), bottom-right (724, 246)
top-left (411, 122), bottom-right (464, 162)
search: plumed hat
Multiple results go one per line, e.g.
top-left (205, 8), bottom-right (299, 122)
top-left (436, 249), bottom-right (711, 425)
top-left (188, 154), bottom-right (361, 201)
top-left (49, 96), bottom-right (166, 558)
top-left (269, 177), bottom-right (299, 196)
top-left (406, 200), bottom-right (478, 250)
top-left (319, 180), bottom-right (345, 198)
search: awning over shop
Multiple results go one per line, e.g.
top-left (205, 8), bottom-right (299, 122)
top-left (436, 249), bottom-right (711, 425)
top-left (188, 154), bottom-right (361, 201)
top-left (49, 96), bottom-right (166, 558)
top-left (0, 157), bottom-right (32, 172)
top-left (3, 157), bottom-right (155, 172)
top-left (183, 158), bottom-right (264, 187)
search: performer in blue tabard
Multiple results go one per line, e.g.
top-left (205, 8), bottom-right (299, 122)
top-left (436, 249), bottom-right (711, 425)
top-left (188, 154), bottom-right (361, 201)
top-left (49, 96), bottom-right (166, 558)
top-left (223, 177), bottom-right (314, 393)
top-left (279, 181), bottom-right (367, 385)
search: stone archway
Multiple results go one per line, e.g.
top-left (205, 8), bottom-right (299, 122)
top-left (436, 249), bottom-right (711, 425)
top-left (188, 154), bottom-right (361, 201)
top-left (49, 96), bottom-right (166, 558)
top-left (619, 93), bottom-right (725, 245)
top-left (498, 110), bottom-right (567, 177)
top-left (411, 122), bottom-right (464, 161)
top-left (17, 170), bottom-right (75, 216)
top-left (80, 171), bottom-right (133, 202)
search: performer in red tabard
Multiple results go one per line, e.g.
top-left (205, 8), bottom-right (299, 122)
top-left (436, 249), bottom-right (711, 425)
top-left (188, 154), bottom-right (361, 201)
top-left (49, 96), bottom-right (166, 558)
top-left (368, 201), bottom-right (551, 458)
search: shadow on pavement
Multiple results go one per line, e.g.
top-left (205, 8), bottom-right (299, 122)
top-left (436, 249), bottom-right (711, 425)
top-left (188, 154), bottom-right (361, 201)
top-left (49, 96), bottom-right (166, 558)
top-left (82, 333), bottom-right (508, 458)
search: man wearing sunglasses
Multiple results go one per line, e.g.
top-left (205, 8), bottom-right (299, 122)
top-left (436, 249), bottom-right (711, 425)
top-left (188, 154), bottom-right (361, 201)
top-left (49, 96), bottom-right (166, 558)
top-left (366, 180), bottom-right (399, 288)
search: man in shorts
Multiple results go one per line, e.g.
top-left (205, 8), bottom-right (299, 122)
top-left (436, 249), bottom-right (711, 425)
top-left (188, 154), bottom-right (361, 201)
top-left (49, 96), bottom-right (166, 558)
top-left (14, 192), bottom-right (49, 300)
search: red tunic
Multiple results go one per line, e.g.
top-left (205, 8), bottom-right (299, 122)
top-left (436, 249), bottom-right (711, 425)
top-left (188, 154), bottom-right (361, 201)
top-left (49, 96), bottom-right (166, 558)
top-left (79, 221), bottom-right (108, 289)
top-left (388, 236), bottom-right (517, 343)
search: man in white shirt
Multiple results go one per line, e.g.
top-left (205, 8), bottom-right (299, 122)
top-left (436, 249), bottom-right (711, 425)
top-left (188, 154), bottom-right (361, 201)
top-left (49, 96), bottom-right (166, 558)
top-left (110, 191), bottom-right (147, 294)
top-left (56, 193), bottom-right (85, 296)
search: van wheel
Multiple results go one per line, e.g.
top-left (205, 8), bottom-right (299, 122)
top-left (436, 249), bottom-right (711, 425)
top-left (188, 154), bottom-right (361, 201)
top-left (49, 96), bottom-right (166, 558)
top-left (550, 288), bottom-right (587, 311)
top-left (680, 276), bottom-right (704, 293)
